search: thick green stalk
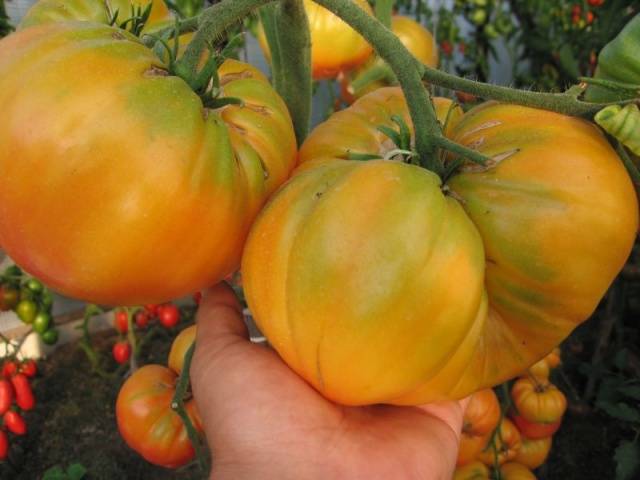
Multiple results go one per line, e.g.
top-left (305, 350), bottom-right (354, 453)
top-left (374, 0), bottom-right (393, 29)
top-left (171, 342), bottom-right (210, 473)
top-left (260, 0), bottom-right (312, 144)
top-left (420, 65), bottom-right (629, 117)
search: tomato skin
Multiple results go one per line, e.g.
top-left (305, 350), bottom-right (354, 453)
top-left (112, 342), bottom-right (131, 365)
top-left (144, 304), bottom-right (159, 316)
top-left (243, 159), bottom-right (486, 406)
top-left (1, 362), bottom-right (17, 379)
top-left (168, 325), bottom-right (196, 375)
top-left (511, 378), bottom-right (567, 424)
top-left (41, 328), bottom-right (59, 345)
top-left (500, 462), bottom-right (537, 480)
top-left (453, 461), bottom-right (490, 480)
top-left (457, 433), bottom-right (489, 466)
top-left (116, 365), bottom-right (202, 468)
top-left (0, 285), bottom-right (19, 311)
top-left (3, 411), bottom-right (26, 435)
top-left (0, 23), bottom-right (296, 306)
top-left (0, 429), bottom-right (8, 460)
top-left (114, 310), bottom-right (129, 334)
top-left (134, 311), bottom-right (150, 329)
top-left (11, 374), bottom-right (35, 411)
top-left (463, 388), bottom-right (501, 437)
top-left (32, 311), bottom-right (51, 334)
top-left (158, 304), bottom-right (180, 329)
top-left (511, 413), bottom-right (561, 440)
top-left (513, 435), bottom-right (552, 469)
top-left (257, 0), bottom-right (374, 79)
top-left (15, 300), bottom-right (37, 324)
top-left (19, 360), bottom-right (37, 378)
top-left (19, 0), bottom-right (173, 33)
top-left (0, 380), bottom-right (14, 415)
top-left (477, 419), bottom-right (522, 466)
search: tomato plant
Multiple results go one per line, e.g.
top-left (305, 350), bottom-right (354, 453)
top-left (0, 22), bottom-right (297, 306)
top-left (116, 365), bottom-right (202, 468)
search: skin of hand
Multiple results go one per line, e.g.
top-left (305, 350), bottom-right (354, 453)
top-left (190, 283), bottom-right (468, 480)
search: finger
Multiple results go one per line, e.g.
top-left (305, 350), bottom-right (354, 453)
top-left (196, 282), bottom-right (247, 341)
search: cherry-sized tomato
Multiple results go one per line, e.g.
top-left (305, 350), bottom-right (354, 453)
top-left (112, 342), bottom-right (132, 365)
top-left (1, 362), bottom-right (17, 379)
top-left (158, 304), bottom-right (180, 329)
top-left (11, 374), bottom-right (35, 411)
top-left (114, 310), bottom-right (129, 334)
top-left (3, 410), bottom-right (26, 435)
top-left (0, 429), bottom-right (8, 460)
top-left (0, 380), bottom-right (14, 415)
top-left (19, 360), bottom-right (37, 378)
top-left (135, 311), bottom-right (150, 329)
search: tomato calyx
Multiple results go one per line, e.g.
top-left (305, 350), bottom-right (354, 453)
top-left (106, 2), bottom-right (153, 37)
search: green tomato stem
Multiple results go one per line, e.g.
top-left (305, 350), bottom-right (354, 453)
top-left (260, 0), bottom-right (312, 144)
top-left (125, 308), bottom-right (138, 373)
top-left (616, 143), bottom-right (640, 186)
top-left (374, 0), bottom-right (393, 29)
top-left (171, 342), bottom-right (210, 473)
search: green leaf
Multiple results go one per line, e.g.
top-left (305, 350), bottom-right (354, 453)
top-left (42, 466), bottom-right (66, 480)
top-left (597, 401), bottom-right (640, 423)
top-left (67, 463), bottom-right (87, 480)
top-left (557, 44), bottom-right (580, 80)
top-left (615, 441), bottom-right (640, 480)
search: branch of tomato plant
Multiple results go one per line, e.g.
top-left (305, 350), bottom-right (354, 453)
top-left (171, 342), bottom-right (210, 473)
top-left (419, 65), bottom-right (637, 118)
top-left (259, 0), bottom-right (312, 144)
top-left (125, 308), bottom-right (138, 373)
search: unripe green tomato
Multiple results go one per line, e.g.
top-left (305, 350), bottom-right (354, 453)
top-left (41, 328), bottom-right (59, 345)
top-left (16, 300), bottom-right (38, 324)
top-left (495, 16), bottom-right (513, 34)
top-left (33, 312), bottom-right (51, 334)
top-left (474, 0), bottom-right (489, 6)
top-left (484, 24), bottom-right (499, 39)
top-left (470, 9), bottom-right (487, 25)
top-left (41, 290), bottom-right (54, 311)
top-left (26, 278), bottom-right (43, 293)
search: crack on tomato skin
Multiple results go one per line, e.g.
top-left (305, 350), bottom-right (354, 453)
top-left (460, 148), bottom-right (520, 173)
top-left (242, 103), bottom-right (270, 115)
top-left (144, 66), bottom-right (169, 77)
top-left (112, 31), bottom-right (126, 40)
top-left (219, 70), bottom-right (254, 86)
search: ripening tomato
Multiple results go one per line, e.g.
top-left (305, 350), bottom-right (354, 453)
top-left (145, 304), bottom-right (159, 316)
top-left (500, 462), bottom-right (537, 480)
top-left (544, 347), bottom-right (562, 369)
top-left (243, 86), bottom-right (638, 406)
top-left (11, 374), bottom-right (35, 411)
top-left (256, 0), bottom-right (374, 79)
top-left (158, 304), bottom-right (180, 329)
top-left (19, 0), bottom-right (173, 33)
top-left (116, 365), bottom-right (202, 468)
top-left (511, 414), bottom-right (561, 440)
top-left (0, 285), bottom-right (19, 311)
top-left (134, 311), bottom-right (150, 329)
top-left (526, 359), bottom-right (550, 380)
top-left (0, 23), bottom-right (297, 306)
top-left (1, 362), bottom-right (17, 379)
top-left (511, 378), bottom-right (567, 425)
top-left (514, 435), bottom-right (552, 469)
top-left (457, 433), bottom-right (489, 466)
top-left (453, 461), bottom-right (490, 480)
top-left (15, 300), bottom-right (37, 325)
top-left (477, 419), bottom-right (521, 466)
top-left (457, 388), bottom-right (501, 465)
top-left (168, 325), bottom-right (196, 375)
top-left (19, 360), bottom-right (37, 378)
top-left (0, 380), bottom-right (13, 415)
top-left (112, 342), bottom-right (131, 365)
top-left (114, 310), bottom-right (129, 334)
top-left (0, 430), bottom-right (7, 460)
top-left (3, 410), bottom-right (26, 435)
top-left (340, 15), bottom-right (438, 103)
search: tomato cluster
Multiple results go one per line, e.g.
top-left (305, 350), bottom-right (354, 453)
top-left (0, 358), bottom-right (37, 460)
top-left (454, 349), bottom-right (567, 479)
top-left (0, 266), bottom-right (58, 346)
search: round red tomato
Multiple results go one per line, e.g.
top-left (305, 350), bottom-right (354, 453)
top-left (116, 364), bottom-right (202, 468)
top-left (158, 304), bottom-right (180, 329)
top-left (114, 310), bottom-right (129, 334)
top-left (0, 23), bottom-right (297, 306)
top-left (134, 311), bottom-right (150, 329)
top-left (112, 342), bottom-right (131, 365)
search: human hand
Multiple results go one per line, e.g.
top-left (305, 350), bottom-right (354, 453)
top-left (190, 283), bottom-right (467, 480)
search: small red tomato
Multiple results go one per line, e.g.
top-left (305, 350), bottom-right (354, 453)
top-left (19, 359), bottom-right (37, 378)
top-left (144, 304), bottom-right (159, 316)
top-left (0, 380), bottom-right (14, 415)
top-left (440, 40), bottom-right (453, 56)
top-left (193, 291), bottom-right (202, 305)
top-left (1, 362), bottom-right (17, 379)
top-left (3, 410), bottom-right (26, 435)
top-left (114, 310), bottom-right (129, 334)
top-left (571, 5), bottom-right (582, 15)
top-left (113, 342), bottom-right (131, 365)
top-left (0, 429), bottom-right (8, 460)
top-left (135, 311), bottom-right (150, 329)
top-left (158, 304), bottom-right (180, 329)
top-left (11, 374), bottom-right (35, 411)
top-left (588, 0), bottom-right (604, 6)
top-left (586, 11), bottom-right (595, 24)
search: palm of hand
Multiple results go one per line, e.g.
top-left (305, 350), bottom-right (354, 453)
top-left (191, 284), bottom-right (465, 480)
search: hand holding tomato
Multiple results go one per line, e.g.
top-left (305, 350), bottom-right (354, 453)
top-left (190, 283), bottom-right (468, 479)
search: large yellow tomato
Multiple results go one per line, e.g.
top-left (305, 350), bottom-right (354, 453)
top-left (19, 0), bottom-right (173, 32)
top-left (0, 23), bottom-right (296, 305)
top-left (256, 0), bottom-right (374, 79)
top-left (242, 87), bottom-right (638, 406)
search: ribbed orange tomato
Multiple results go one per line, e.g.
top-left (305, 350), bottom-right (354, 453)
top-left (477, 419), bottom-right (522, 466)
top-left (500, 462), bottom-right (538, 480)
top-left (514, 435), bottom-right (552, 469)
top-left (458, 388), bottom-right (501, 465)
top-left (453, 461), bottom-right (490, 480)
top-left (0, 23), bottom-right (296, 305)
top-left (243, 87), bottom-right (638, 406)
top-left (511, 414), bottom-right (561, 440)
top-left (256, 0), bottom-right (374, 79)
top-left (168, 325), bottom-right (196, 375)
top-left (116, 365), bottom-right (202, 468)
top-left (339, 15), bottom-right (438, 103)
top-left (458, 433), bottom-right (490, 466)
top-left (511, 378), bottom-right (567, 424)
top-left (19, 0), bottom-right (172, 32)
